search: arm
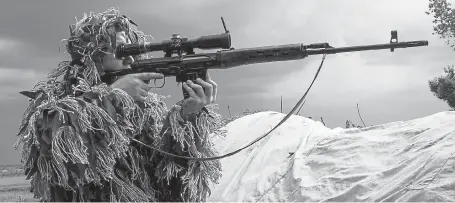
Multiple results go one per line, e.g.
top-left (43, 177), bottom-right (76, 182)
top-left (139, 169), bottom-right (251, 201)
top-left (151, 75), bottom-right (225, 202)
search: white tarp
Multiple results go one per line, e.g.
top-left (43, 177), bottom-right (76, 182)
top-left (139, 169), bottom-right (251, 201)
top-left (209, 111), bottom-right (455, 202)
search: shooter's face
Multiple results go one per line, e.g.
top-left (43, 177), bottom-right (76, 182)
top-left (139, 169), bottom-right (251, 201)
top-left (102, 31), bottom-right (135, 71)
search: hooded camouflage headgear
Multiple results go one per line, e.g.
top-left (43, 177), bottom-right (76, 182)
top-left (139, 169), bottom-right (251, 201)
top-left (51, 8), bottom-right (151, 86)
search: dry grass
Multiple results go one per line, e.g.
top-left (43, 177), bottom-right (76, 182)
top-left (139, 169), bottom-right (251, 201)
top-left (0, 165), bottom-right (24, 178)
top-left (223, 109), bottom-right (269, 124)
top-left (0, 184), bottom-right (35, 202)
top-left (0, 164), bottom-right (36, 202)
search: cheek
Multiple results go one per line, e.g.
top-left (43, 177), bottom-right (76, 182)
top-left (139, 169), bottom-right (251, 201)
top-left (102, 54), bottom-right (122, 71)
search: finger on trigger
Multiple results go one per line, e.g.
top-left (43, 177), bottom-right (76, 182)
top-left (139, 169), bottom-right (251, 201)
top-left (182, 82), bottom-right (198, 98)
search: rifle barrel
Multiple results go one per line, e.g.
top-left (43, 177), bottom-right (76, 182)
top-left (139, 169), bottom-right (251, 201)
top-left (217, 40), bottom-right (428, 69)
top-left (306, 40), bottom-right (428, 55)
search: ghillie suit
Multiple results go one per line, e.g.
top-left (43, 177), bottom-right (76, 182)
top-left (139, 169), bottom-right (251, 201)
top-left (15, 8), bottom-right (224, 202)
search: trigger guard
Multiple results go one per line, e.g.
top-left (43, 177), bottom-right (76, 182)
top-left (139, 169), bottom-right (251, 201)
top-left (150, 78), bottom-right (166, 88)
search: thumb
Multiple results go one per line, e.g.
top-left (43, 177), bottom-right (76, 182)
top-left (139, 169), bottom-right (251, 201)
top-left (132, 72), bottom-right (164, 80)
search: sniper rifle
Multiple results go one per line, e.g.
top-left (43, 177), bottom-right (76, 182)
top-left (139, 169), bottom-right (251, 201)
top-left (102, 17), bottom-right (428, 99)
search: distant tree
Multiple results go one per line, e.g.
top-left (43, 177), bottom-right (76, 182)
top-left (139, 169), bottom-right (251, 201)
top-left (426, 0), bottom-right (455, 48)
top-left (426, 0), bottom-right (455, 109)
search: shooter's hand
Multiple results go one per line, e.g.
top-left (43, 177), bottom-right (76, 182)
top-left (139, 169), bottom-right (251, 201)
top-left (181, 73), bottom-right (218, 115)
top-left (110, 73), bottom-right (164, 102)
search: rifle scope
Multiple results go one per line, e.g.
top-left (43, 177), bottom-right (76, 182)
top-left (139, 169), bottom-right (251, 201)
top-left (116, 32), bottom-right (231, 58)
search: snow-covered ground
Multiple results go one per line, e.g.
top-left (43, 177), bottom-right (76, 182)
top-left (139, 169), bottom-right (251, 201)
top-left (209, 111), bottom-right (455, 202)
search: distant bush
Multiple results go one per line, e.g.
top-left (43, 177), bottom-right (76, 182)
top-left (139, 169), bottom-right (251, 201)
top-left (429, 65), bottom-right (455, 109)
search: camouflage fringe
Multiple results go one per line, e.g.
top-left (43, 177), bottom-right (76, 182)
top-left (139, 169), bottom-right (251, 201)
top-left (153, 104), bottom-right (225, 202)
top-left (15, 78), bottom-right (226, 201)
top-left (14, 77), bottom-right (169, 202)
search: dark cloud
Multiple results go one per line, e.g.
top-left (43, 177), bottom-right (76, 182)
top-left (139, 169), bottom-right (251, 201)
top-left (0, 0), bottom-right (122, 56)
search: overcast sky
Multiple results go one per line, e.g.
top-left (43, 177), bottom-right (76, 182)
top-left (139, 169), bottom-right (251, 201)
top-left (0, 0), bottom-right (454, 165)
